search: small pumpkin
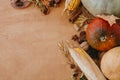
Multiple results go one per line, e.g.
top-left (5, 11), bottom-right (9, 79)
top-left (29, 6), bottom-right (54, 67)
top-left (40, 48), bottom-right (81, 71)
top-left (101, 47), bottom-right (120, 80)
top-left (86, 17), bottom-right (117, 51)
top-left (81, 0), bottom-right (120, 17)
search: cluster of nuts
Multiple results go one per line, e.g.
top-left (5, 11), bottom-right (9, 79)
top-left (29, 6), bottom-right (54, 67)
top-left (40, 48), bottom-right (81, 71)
top-left (72, 31), bottom-right (88, 51)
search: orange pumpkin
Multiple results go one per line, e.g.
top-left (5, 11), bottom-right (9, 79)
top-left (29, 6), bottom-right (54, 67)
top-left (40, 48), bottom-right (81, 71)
top-left (86, 18), bottom-right (117, 51)
top-left (111, 23), bottom-right (120, 43)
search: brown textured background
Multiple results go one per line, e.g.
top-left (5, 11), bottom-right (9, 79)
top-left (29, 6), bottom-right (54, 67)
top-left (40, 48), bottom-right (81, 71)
top-left (0, 0), bottom-right (76, 80)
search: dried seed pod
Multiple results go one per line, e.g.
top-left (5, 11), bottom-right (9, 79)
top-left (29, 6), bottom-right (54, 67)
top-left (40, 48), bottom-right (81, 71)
top-left (70, 64), bottom-right (75, 69)
top-left (73, 72), bottom-right (78, 77)
top-left (80, 31), bottom-right (86, 37)
top-left (72, 35), bottom-right (79, 41)
top-left (11, 0), bottom-right (31, 9)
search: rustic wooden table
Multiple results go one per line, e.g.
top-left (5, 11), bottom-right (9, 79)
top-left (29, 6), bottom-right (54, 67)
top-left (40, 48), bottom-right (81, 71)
top-left (0, 1), bottom-right (76, 80)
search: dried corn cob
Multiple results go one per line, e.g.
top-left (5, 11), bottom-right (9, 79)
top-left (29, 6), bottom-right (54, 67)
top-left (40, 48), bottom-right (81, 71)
top-left (64, 0), bottom-right (81, 12)
top-left (68, 47), bottom-right (107, 80)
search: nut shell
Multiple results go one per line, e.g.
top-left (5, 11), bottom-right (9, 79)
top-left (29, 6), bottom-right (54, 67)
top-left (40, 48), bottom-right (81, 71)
top-left (11, 0), bottom-right (31, 9)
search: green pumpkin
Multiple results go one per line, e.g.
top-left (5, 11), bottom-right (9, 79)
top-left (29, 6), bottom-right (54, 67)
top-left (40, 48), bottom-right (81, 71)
top-left (81, 0), bottom-right (120, 17)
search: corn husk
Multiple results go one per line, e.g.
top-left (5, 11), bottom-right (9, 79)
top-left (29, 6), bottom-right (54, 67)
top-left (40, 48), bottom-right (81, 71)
top-left (68, 46), bottom-right (106, 80)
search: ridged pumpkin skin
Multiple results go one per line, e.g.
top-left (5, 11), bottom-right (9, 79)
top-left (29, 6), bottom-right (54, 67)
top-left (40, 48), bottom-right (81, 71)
top-left (81, 0), bottom-right (120, 17)
top-left (111, 23), bottom-right (120, 43)
top-left (86, 18), bottom-right (116, 51)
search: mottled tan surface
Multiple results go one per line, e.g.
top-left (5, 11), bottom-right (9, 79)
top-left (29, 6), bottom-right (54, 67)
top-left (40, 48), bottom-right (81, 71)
top-left (0, 1), bottom-right (76, 80)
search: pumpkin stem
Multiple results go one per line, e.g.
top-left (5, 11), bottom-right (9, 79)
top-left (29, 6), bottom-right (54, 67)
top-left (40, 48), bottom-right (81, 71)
top-left (100, 36), bottom-right (107, 42)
